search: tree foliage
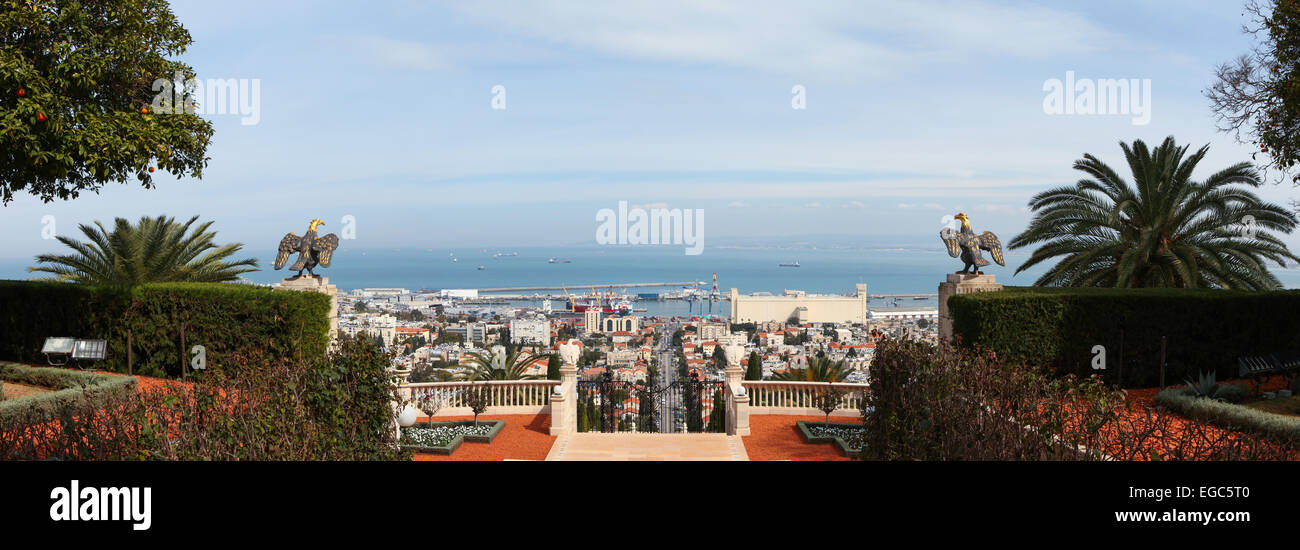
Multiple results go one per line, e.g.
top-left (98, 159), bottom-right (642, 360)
top-left (463, 348), bottom-right (550, 380)
top-left (29, 214), bottom-right (258, 285)
top-left (1, 0), bottom-right (214, 204)
top-left (745, 350), bottom-right (762, 381)
top-left (1206, 0), bottom-right (1300, 186)
top-left (1009, 137), bottom-right (1299, 289)
top-left (773, 356), bottom-right (848, 382)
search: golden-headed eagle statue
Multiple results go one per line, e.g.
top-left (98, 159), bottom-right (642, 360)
top-left (940, 212), bottom-right (1004, 275)
top-left (274, 218), bottom-right (340, 278)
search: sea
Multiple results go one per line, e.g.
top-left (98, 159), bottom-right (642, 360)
top-left (8, 245), bottom-right (1300, 318)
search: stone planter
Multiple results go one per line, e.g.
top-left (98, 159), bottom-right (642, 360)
top-left (795, 421), bottom-right (863, 459)
top-left (400, 420), bottom-right (507, 455)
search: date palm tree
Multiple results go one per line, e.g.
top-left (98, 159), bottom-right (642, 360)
top-left (1009, 137), bottom-right (1299, 289)
top-left (463, 348), bottom-right (552, 381)
top-left (773, 356), bottom-right (848, 382)
top-left (29, 215), bottom-right (258, 285)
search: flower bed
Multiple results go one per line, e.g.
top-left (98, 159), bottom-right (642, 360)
top-left (401, 420), bottom-right (506, 455)
top-left (796, 421), bottom-right (864, 458)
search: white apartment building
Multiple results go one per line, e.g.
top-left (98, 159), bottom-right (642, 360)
top-left (730, 284), bottom-right (869, 324)
top-left (510, 318), bottom-right (551, 346)
top-left (446, 322), bottom-right (488, 343)
top-left (602, 315), bottom-right (639, 333)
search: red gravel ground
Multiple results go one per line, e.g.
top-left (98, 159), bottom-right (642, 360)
top-left (743, 415), bottom-right (859, 461)
top-left (412, 413), bottom-right (556, 461)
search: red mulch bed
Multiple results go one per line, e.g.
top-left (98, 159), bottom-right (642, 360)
top-left (411, 414), bottom-right (557, 461)
top-left (743, 415), bottom-right (858, 461)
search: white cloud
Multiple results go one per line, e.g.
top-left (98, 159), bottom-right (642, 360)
top-left (803, 202), bottom-right (823, 208)
top-left (727, 201), bottom-right (750, 208)
top-left (452, 0), bottom-right (1118, 79)
top-left (355, 36), bottom-right (448, 71)
top-left (973, 204), bottom-right (1018, 214)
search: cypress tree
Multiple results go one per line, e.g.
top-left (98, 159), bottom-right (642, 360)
top-left (745, 351), bottom-right (762, 380)
top-left (546, 354), bottom-right (561, 381)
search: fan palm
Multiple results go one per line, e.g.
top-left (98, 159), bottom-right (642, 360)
top-left (1009, 137), bottom-right (1300, 289)
top-left (29, 215), bottom-right (259, 285)
top-left (463, 348), bottom-right (552, 381)
top-left (773, 356), bottom-right (849, 382)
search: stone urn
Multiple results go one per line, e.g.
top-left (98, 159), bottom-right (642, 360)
top-left (398, 403), bottom-right (420, 427)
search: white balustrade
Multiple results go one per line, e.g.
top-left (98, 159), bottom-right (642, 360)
top-left (741, 381), bottom-right (868, 416)
top-left (408, 380), bottom-right (560, 416)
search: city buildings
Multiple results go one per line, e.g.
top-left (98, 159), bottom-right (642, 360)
top-left (510, 317), bottom-right (551, 346)
top-left (729, 284), bottom-right (869, 324)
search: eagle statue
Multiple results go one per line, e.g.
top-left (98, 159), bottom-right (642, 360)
top-left (940, 212), bottom-right (1005, 275)
top-left (274, 218), bottom-right (340, 278)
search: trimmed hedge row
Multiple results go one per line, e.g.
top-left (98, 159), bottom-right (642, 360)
top-left (0, 362), bottom-right (138, 427)
top-left (1154, 388), bottom-right (1300, 448)
top-left (948, 286), bottom-right (1300, 388)
top-left (0, 280), bottom-right (330, 378)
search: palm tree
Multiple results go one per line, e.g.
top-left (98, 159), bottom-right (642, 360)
top-left (1009, 137), bottom-right (1300, 289)
top-left (463, 348), bottom-right (552, 380)
top-left (773, 356), bottom-right (849, 382)
top-left (29, 215), bottom-right (258, 285)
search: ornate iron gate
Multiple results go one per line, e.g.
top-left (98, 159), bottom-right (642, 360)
top-left (576, 370), bottom-right (726, 433)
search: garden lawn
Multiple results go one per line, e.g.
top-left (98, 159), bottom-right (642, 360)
top-left (743, 415), bottom-right (858, 461)
top-left (1245, 395), bottom-right (1300, 418)
top-left (2, 381), bottom-right (55, 400)
top-left (412, 413), bottom-right (556, 461)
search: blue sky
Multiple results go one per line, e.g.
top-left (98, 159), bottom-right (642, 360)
top-left (2, 0), bottom-right (1291, 259)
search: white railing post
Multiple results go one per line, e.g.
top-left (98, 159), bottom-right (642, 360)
top-left (724, 345), bottom-right (750, 436)
top-left (550, 343), bottom-right (580, 436)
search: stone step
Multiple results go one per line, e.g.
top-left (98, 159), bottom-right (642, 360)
top-left (545, 433), bottom-right (749, 461)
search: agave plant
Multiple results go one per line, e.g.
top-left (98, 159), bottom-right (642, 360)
top-left (29, 215), bottom-right (258, 285)
top-left (1010, 137), bottom-right (1300, 289)
top-left (463, 348), bottom-right (552, 381)
top-left (1183, 370), bottom-right (1221, 399)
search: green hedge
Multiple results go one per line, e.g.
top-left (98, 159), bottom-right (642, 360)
top-left (0, 362), bottom-right (138, 427)
top-left (948, 286), bottom-right (1300, 388)
top-left (0, 281), bottom-right (330, 378)
top-left (1155, 388), bottom-right (1300, 448)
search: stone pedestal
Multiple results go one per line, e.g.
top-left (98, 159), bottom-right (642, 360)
top-left (938, 273), bottom-right (1003, 342)
top-left (550, 364), bottom-right (578, 436)
top-left (724, 364), bottom-right (750, 436)
top-left (277, 275), bottom-right (339, 350)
